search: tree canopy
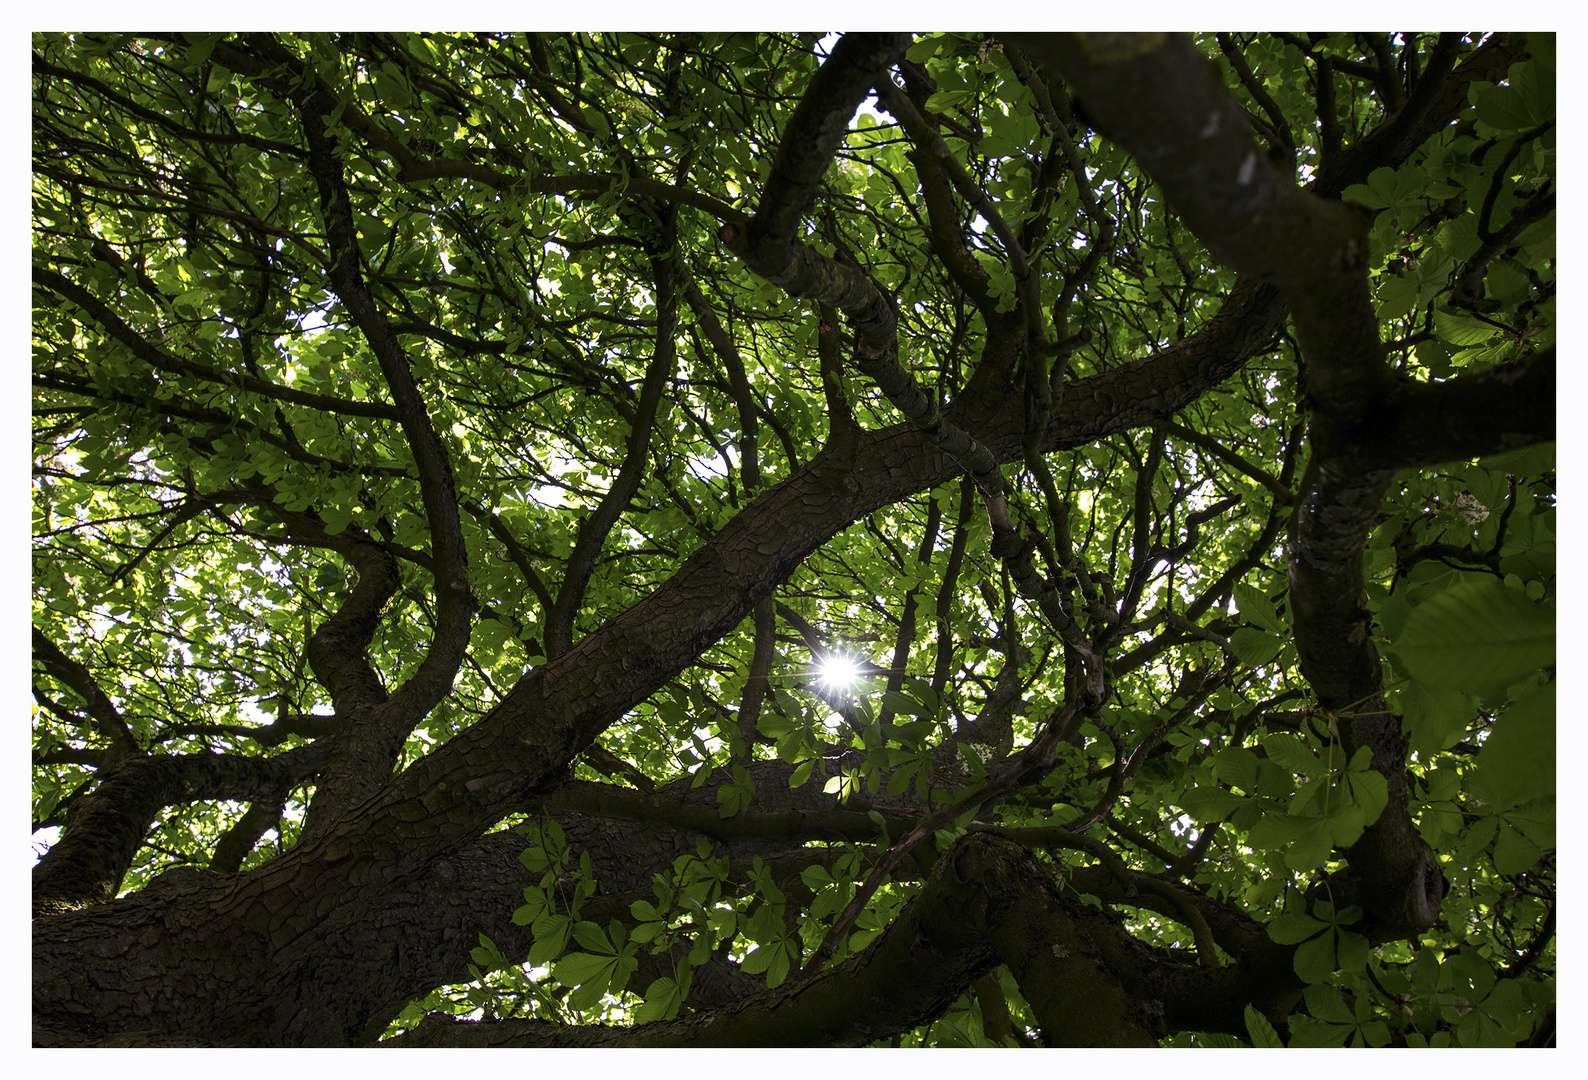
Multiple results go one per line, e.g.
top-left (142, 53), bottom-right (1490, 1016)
top-left (31, 31), bottom-right (1555, 1048)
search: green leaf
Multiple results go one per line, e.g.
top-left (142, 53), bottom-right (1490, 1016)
top-left (739, 943), bottom-right (775, 974)
top-left (1247, 811), bottom-right (1313, 850)
top-left (184, 33), bottom-right (224, 70)
top-left (1434, 308), bottom-right (1502, 347)
top-left (1233, 583), bottom-right (1283, 633)
top-left (1288, 1016), bottom-right (1352, 1047)
top-left (924, 90), bottom-right (972, 114)
top-left (552, 951), bottom-right (614, 989)
top-left (527, 911), bottom-right (572, 965)
top-left (800, 864), bottom-right (834, 891)
top-left (571, 920), bottom-right (612, 954)
top-left (1393, 679), bottom-right (1476, 757)
top-left (1262, 733), bottom-right (1319, 778)
top-left (1342, 769), bottom-right (1389, 831)
top-left (884, 760), bottom-right (916, 797)
top-left (879, 689), bottom-right (918, 716)
top-left (1293, 929), bottom-right (1337, 983)
top-left (1230, 627), bottom-right (1283, 666)
top-left (1267, 910), bottom-right (1327, 945)
top-left (1282, 820), bottom-right (1333, 872)
top-left (1473, 79), bottom-right (1542, 131)
top-left (1474, 683), bottom-right (1555, 810)
top-left (716, 779), bottom-right (746, 818)
top-left (1214, 746), bottom-right (1259, 793)
top-left (1304, 983), bottom-right (1355, 1023)
top-left (1492, 820), bottom-right (1542, 876)
top-left (1244, 1004), bottom-right (1285, 1047)
top-left (766, 943), bottom-right (792, 988)
top-left (1174, 786), bottom-right (1246, 820)
top-left (1390, 580), bottom-right (1553, 697)
top-left (1335, 929), bottom-right (1369, 974)
top-left (635, 976), bottom-right (686, 1023)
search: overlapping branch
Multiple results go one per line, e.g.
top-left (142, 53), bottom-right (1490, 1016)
top-left (388, 833), bottom-right (1234, 1047)
top-left (1015, 31), bottom-right (1549, 939)
top-left (32, 743), bottom-right (331, 915)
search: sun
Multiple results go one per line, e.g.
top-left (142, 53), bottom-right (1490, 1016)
top-left (814, 651), bottom-right (865, 694)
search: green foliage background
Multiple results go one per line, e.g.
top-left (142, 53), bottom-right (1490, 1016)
top-left (32, 31), bottom-right (1553, 1046)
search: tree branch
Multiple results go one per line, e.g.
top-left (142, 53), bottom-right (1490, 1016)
top-left (545, 214), bottom-right (679, 659)
top-left (32, 627), bottom-right (140, 761)
top-left (388, 832), bottom-right (1166, 1046)
top-left (33, 743), bottom-right (331, 915)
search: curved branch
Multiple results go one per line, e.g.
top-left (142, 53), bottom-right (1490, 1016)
top-left (231, 34), bottom-right (478, 836)
top-left (32, 627), bottom-right (140, 761)
top-left (1368, 347), bottom-right (1555, 471)
top-left (210, 799), bottom-right (288, 874)
top-left (302, 541), bottom-right (400, 716)
top-left (545, 225), bottom-right (679, 659)
top-left (32, 743), bottom-right (331, 915)
top-left (389, 832), bottom-right (1170, 1046)
top-left (286, 41), bottom-right (476, 713)
top-left (680, 269), bottom-right (762, 492)
top-left (745, 33), bottom-right (912, 259)
top-left (32, 266), bottom-right (400, 421)
top-left (875, 79), bottom-right (1033, 292)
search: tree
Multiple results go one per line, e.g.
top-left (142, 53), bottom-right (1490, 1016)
top-left (30, 31), bottom-right (1555, 1048)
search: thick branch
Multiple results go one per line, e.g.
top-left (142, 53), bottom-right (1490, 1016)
top-left (241, 33), bottom-right (477, 835)
top-left (1367, 347), bottom-right (1555, 471)
top-left (746, 33), bottom-right (912, 260)
top-left (388, 832), bottom-right (1166, 1046)
top-left (287, 41), bottom-right (475, 714)
top-left (1014, 33), bottom-right (1388, 415)
top-left (32, 744), bottom-right (330, 915)
top-left (272, 272), bottom-right (1288, 884)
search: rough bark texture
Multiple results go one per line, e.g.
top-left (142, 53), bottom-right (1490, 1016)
top-left (32, 285), bottom-right (1286, 1042)
top-left (31, 30), bottom-right (1552, 1047)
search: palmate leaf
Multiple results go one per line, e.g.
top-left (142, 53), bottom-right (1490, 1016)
top-left (27, 30), bottom-right (1557, 1048)
top-left (1293, 929), bottom-right (1337, 983)
top-left (1492, 821), bottom-right (1544, 876)
top-left (1261, 732), bottom-right (1320, 778)
top-left (1214, 746), bottom-right (1259, 792)
top-left (1266, 910), bottom-right (1326, 945)
top-left (1229, 627), bottom-right (1283, 666)
top-left (1389, 579), bottom-right (1554, 697)
top-left (1233, 583), bottom-right (1283, 634)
